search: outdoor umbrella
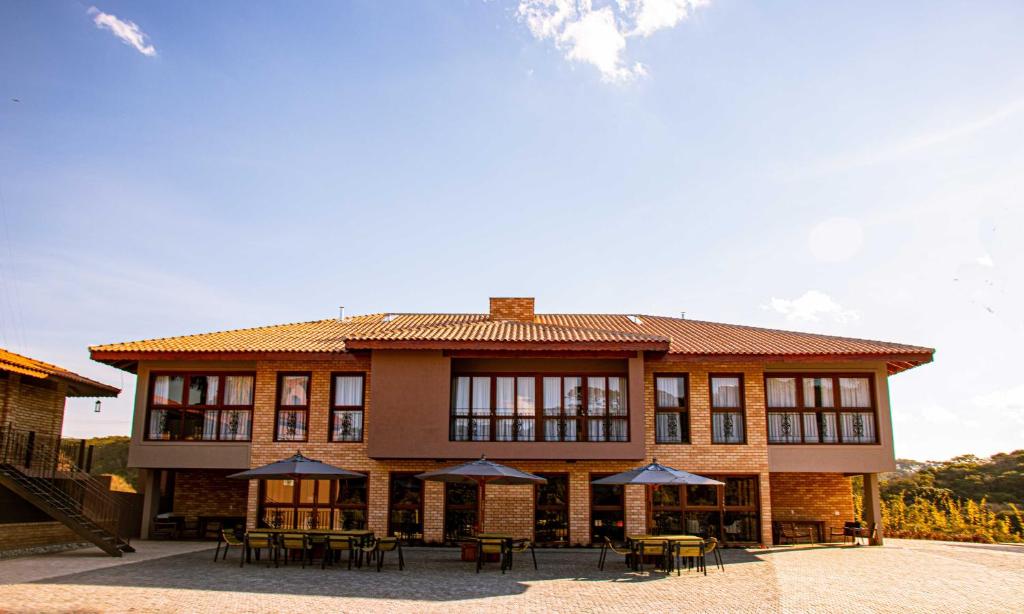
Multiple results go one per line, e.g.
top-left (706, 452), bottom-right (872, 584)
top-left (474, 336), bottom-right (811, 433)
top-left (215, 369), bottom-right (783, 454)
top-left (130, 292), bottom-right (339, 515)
top-left (227, 451), bottom-right (366, 480)
top-left (416, 455), bottom-right (546, 534)
top-left (591, 458), bottom-right (724, 535)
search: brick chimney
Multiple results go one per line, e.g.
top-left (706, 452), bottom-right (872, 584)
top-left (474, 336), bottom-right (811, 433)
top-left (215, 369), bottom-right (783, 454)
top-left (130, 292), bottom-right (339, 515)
top-left (489, 297), bottom-right (535, 322)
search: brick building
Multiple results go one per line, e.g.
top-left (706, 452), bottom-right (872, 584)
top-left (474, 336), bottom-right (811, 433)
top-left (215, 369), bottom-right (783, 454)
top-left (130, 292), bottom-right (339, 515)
top-left (89, 297), bottom-right (933, 546)
top-left (0, 347), bottom-right (120, 553)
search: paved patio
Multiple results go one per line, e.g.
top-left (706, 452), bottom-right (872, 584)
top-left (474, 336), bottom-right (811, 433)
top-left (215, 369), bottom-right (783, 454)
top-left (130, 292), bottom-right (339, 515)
top-left (0, 539), bottom-right (1020, 613)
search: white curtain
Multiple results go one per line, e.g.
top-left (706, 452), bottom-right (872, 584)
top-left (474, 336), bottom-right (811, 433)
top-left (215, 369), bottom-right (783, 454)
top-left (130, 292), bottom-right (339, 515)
top-left (840, 412), bottom-right (875, 443)
top-left (563, 420), bottom-right (578, 441)
top-left (587, 377), bottom-right (607, 415)
top-left (276, 409), bottom-right (307, 440)
top-left (472, 418), bottom-right (490, 441)
top-left (608, 377), bottom-right (627, 415)
top-left (588, 419), bottom-right (606, 441)
top-left (152, 375), bottom-right (182, 405)
top-left (496, 418), bottom-right (515, 441)
top-left (656, 413), bottom-right (683, 443)
top-left (608, 418), bottom-right (628, 442)
top-left (148, 409), bottom-right (168, 439)
top-left (839, 378), bottom-right (871, 408)
top-left (517, 377), bottom-right (536, 415)
top-left (517, 418), bottom-right (535, 441)
top-left (711, 377), bottom-right (741, 408)
top-left (189, 376), bottom-right (218, 406)
top-left (802, 413), bottom-right (819, 443)
top-left (563, 377), bottom-right (581, 415)
top-left (332, 410), bottom-right (363, 441)
top-left (767, 412), bottom-right (801, 443)
top-left (712, 411), bottom-right (744, 443)
top-left (495, 377), bottom-right (514, 415)
top-left (544, 419), bottom-right (560, 441)
top-left (766, 378), bottom-right (796, 408)
top-left (451, 418), bottom-right (470, 441)
top-left (803, 377), bottom-right (834, 408)
top-left (656, 377), bottom-right (684, 408)
top-left (280, 376), bottom-right (309, 406)
top-left (472, 377), bottom-right (491, 415)
top-left (224, 375), bottom-right (254, 405)
top-left (220, 410), bottom-right (251, 440)
top-left (452, 377), bottom-right (470, 415)
top-left (334, 376), bottom-right (363, 406)
top-left (203, 410), bottom-right (219, 440)
top-left (543, 377), bottom-right (561, 415)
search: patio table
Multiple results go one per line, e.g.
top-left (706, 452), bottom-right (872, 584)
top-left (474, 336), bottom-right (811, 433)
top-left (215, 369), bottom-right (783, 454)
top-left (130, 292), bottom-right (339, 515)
top-left (260, 528), bottom-right (376, 567)
top-left (627, 535), bottom-right (704, 572)
top-left (470, 534), bottom-right (515, 565)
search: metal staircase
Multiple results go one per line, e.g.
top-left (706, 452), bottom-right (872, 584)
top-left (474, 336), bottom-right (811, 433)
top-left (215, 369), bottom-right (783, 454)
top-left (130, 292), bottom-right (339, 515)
top-left (0, 426), bottom-right (134, 557)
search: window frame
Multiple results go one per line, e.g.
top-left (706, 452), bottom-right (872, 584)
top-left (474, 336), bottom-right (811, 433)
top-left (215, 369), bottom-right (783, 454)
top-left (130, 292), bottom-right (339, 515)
top-left (448, 372), bottom-right (629, 443)
top-left (654, 373), bottom-right (690, 444)
top-left (274, 371), bottom-right (312, 443)
top-left (763, 373), bottom-right (878, 445)
top-left (709, 373), bottom-right (747, 445)
top-left (329, 372), bottom-right (367, 443)
top-left (257, 477), bottom-right (369, 530)
top-left (589, 472), bottom-right (625, 544)
top-left (144, 371), bottom-right (255, 442)
top-left (649, 474), bottom-right (761, 545)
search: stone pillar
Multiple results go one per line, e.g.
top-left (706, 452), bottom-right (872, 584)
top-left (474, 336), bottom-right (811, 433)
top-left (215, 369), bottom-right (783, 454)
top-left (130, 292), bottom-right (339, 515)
top-left (759, 472), bottom-right (773, 547)
top-left (139, 469), bottom-right (161, 539)
top-left (624, 484), bottom-right (647, 536)
top-left (422, 481), bottom-right (445, 544)
top-left (862, 472), bottom-right (883, 546)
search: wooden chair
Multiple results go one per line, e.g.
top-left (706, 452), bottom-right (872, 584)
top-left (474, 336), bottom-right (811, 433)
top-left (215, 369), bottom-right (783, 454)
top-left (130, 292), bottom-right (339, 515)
top-left (374, 537), bottom-right (405, 572)
top-left (476, 538), bottom-right (509, 574)
top-left (778, 523), bottom-right (813, 545)
top-left (277, 533), bottom-right (311, 568)
top-left (213, 528), bottom-right (244, 562)
top-left (636, 539), bottom-right (670, 573)
top-left (507, 539), bottom-right (537, 571)
top-left (703, 537), bottom-right (724, 572)
top-left (242, 531), bottom-right (275, 568)
top-left (673, 540), bottom-right (705, 576)
top-left (597, 536), bottom-right (635, 571)
top-left (322, 535), bottom-right (356, 570)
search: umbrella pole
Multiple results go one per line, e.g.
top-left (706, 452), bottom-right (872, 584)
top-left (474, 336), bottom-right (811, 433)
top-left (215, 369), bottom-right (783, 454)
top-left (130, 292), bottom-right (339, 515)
top-left (477, 478), bottom-right (486, 534)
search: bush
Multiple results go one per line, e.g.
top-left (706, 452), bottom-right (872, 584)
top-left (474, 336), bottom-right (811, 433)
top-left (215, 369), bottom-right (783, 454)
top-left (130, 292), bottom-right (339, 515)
top-left (882, 493), bottom-right (1023, 543)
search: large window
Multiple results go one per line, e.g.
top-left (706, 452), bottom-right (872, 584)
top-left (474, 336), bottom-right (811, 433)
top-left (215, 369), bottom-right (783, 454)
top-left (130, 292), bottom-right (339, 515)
top-left (330, 373), bottom-right (365, 442)
top-left (535, 473), bottom-right (570, 545)
top-left (444, 483), bottom-right (478, 542)
top-left (590, 475), bottom-right (625, 544)
top-left (258, 477), bottom-right (367, 530)
top-left (710, 375), bottom-right (745, 444)
top-left (765, 374), bottom-right (877, 444)
top-left (275, 373), bottom-right (310, 442)
top-left (389, 473), bottom-right (424, 542)
top-left (146, 373), bottom-right (254, 441)
top-left (651, 476), bottom-right (760, 544)
top-left (655, 375), bottom-right (689, 444)
top-left (450, 374), bottom-right (628, 442)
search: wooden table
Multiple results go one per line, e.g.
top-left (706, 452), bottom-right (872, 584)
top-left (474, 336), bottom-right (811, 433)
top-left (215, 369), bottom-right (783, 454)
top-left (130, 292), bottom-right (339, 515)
top-left (259, 528), bottom-right (376, 566)
top-left (468, 533), bottom-right (514, 563)
top-left (627, 535), bottom-right (705, 572)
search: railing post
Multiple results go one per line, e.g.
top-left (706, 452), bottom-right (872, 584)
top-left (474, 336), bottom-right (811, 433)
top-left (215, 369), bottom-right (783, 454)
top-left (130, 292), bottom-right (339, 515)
top-left (85, 446), bottom-right (94, 473)
top-left (77, 439), bottom-right (87, 469)
top-left (25, 430), bottom-right (35, 469)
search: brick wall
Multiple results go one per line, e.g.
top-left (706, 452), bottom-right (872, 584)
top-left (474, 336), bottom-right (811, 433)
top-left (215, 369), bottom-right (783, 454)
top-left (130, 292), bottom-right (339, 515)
top-left (173, 469), bottom-right (248, 519)
top-left (0, 521), bottom-right (80, 552)
top-left (488, 297), bottom-right (535, 322)
top-left (770, 472), bottom-right (854, 537)
top-left (0, 374), bottom-right (67, 440)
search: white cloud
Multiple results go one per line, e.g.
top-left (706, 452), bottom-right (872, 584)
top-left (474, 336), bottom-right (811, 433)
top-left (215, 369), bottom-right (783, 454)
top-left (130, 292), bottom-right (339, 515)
top-left (87, 6), bottom-right (156, 57)
top-left (764, 290), bottom-right (859, 324)
top-left (517, 0), bottom-right (707, 83)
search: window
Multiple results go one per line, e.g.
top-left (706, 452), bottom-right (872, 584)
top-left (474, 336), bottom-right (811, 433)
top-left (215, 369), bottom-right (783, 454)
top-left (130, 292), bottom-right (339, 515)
top-left (389, 473), bottom-right (423, 542)
top-left (590, 475), bottom-right (624, 544)
top-left (145, 373), bottom-right (254, 441)
top-left (258, 477), bottom-right (367, 530)
top-left (535, 473), bottom-right (570, 545)
top-left (710, 375), bottom-right (745, 444)
top-left (330, 374), bottom-right (365, 442)
top-left (650, 476), bottom-right (760, 544)
top-left (275, 373), bottom-right (310, 442)
top-left (444, 482), bottom-right (478, 543)
top-left (450, 373), bottom-right (628, 443)
top-left (765, 374), bottom-right (877, 444)
top-left (655, 375), bottom-right (689, 444)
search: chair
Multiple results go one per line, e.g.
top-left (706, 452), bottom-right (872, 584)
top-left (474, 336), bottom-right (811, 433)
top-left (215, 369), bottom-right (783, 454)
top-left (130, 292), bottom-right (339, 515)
top-left (374, 537), bottom-right (405, 572)
top-left (507, 539), bottom-right (537, 571)
top-left (598, 536), bottom-right (635, 571)
top-left (778, 523), bottom-right (813, 545)
top-left (703, 537), bottom-right (724, 572)
top-left (213, 528), bottom-right (244, 562)
top-left (636, 539), bottom-right (670, 573)
top-left (277, 533), bottom-right (311, 568)
top-left (829, 524), bottom-right (850, 544)
top-left (151, 515), bottom-right (179, 540)
top-left (476, 538), bottom-right (509, 574)
top-left (673, 540), bottom-right (705, 576)
top-left (322, 535), bottom-right (355, 570)
top-left (242, 531), bottom-right (275, 568)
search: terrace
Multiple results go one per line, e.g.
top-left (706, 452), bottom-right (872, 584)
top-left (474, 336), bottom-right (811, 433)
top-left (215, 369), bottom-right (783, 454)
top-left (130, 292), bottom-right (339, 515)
top-left (0, 539), bottom-right (1020, 613)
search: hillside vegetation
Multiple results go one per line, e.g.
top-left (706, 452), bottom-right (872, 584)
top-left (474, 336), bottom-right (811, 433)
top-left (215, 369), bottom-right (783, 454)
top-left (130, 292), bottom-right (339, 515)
top-left (85, 436), bottom-right (139, 492)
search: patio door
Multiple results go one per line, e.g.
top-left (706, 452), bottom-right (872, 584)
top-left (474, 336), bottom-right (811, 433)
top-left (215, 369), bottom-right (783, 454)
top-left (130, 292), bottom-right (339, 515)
top-left (535, 473), bottom-right (570, 546)
top-left (388, 472), bottom-right (423, 542)
top-left (444, 482), bottom-right (477, 542)
top-left (649, 475), bottom-right (760, 545)
top-left (590, 474), bottom-right (625, 544)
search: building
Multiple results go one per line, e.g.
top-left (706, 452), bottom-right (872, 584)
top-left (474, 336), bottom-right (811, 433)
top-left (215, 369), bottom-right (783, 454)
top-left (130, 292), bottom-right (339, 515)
top-left (0, 347), bottom-right (124, 555)
top-left (89, 297), bottom-right (933, 546)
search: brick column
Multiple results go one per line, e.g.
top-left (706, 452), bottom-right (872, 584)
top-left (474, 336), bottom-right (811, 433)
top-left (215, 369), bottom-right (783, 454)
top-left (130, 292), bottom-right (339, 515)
top-left (246, 480), bottom-right (259, 529)
top-left (862, 472), bottom-right (883, 545)
top-left (624, 484), bottom-right (647, 536)
top-left (569, 471), bottom-right (590, 546)
top-left (368, 470), bottom-right (390, 536)
top-left (759, 471), bottom-right (773, 546)
top-left (423, 481), bottom-right (444, 544)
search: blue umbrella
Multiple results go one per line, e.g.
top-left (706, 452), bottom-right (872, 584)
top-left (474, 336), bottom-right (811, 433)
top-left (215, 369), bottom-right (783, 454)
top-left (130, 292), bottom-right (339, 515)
top-left (227, 451), bottom-right (365, 480)
top-left (590, 459), bottom-right (724, 486)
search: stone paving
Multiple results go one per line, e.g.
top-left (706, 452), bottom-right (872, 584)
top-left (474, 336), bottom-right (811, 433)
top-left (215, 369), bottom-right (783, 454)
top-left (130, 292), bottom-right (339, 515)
top-left (0, 539), bottom-right (1020, 613)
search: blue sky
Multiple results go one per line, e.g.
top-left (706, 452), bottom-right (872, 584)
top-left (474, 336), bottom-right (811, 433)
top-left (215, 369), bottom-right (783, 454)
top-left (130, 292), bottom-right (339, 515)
top-left (1, 1), bottom-right (1022, 460)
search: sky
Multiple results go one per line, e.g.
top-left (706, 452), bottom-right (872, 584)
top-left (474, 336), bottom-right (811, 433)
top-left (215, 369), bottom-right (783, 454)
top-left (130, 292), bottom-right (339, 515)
top-left (0, 1), bottom-right (1022, 461)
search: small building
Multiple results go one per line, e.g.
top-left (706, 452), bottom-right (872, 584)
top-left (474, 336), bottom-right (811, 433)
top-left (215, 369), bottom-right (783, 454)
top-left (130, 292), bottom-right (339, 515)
top-left (89, 297), bottom-right (934, 546)
top-left (0, 347), bottom-right (125, 556)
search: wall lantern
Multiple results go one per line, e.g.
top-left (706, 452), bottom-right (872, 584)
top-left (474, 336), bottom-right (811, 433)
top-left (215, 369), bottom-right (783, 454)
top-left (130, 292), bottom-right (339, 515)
top-left (94, 400), bottom-right (102, 413)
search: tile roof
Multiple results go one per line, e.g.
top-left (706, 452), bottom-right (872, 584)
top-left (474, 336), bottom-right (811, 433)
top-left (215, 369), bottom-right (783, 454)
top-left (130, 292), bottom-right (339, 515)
top-left (90, 311), bottom-right (933, 374)
top-left (1, 347), bottom-right (120, 397)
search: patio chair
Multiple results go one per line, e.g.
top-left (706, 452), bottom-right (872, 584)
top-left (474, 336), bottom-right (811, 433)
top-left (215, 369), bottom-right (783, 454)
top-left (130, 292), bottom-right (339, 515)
top-left (673, 540), bottom-right (706, 576)
top-left (214, 528), bottom-right (244, 562)
top-left (277, 532), bottom-right (312, 568)
top-left (830, 524), bottom-right (850, 544)
top-left (703, 537), bottom-right (724, 572)
top-left (778, 523), bottom-right (812, 545)
top-left (476, 538), bottom-right (509, 574)
top-left (598, 537), bottom-right (635, 571)
top-left (636, 539), bottom-right (670, 573)
top-left (322, 535), bottom-right (356, 570)
top-left (507, 539), bottom-right (537, 571)
top-left (374, 537), bottom-right (405, 572)
top-left (242, 531), bottom-right (276, 568)
top-left (151, 515), bottom-right (179, 540)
